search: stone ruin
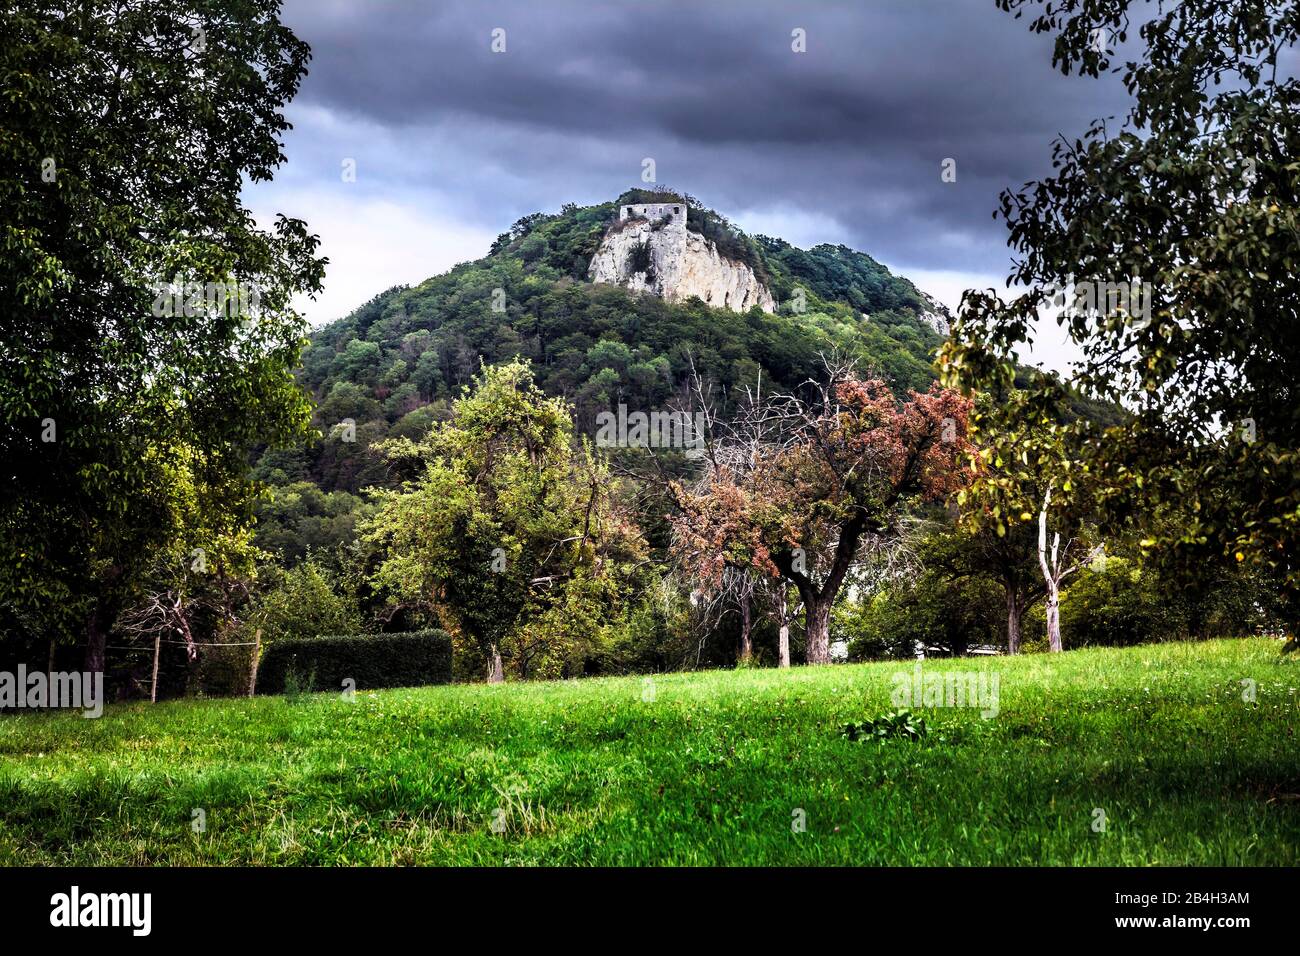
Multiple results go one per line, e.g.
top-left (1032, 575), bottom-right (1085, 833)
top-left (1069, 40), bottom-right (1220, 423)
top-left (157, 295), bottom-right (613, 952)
top-left (619, 202), bottom-right (687, 229)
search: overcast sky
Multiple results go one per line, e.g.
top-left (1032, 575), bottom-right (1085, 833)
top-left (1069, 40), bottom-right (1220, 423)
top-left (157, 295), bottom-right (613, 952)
top-left (244, 0), bottom-right (1135, 374)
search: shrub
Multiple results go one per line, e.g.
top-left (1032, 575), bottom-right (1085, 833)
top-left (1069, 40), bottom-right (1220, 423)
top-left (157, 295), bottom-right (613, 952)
top-left (282, 664), bottom-right (317, 702)
top-left (192, 635), bottom-right (260, 698)
top-left (256, 630), bottom-right (453, 695)
top-left (628, 239), bottom-right (653, 276)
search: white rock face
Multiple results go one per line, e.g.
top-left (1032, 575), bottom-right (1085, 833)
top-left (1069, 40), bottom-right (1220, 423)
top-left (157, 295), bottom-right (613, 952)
top-left (589, 210), bottom-right (777, 313)
top-left (917, 291), bottom-right (952, 336)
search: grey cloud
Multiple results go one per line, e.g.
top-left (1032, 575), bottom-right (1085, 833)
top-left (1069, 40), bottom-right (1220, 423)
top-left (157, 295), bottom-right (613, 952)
top-left (273, 0), bottom-right (1131, 276)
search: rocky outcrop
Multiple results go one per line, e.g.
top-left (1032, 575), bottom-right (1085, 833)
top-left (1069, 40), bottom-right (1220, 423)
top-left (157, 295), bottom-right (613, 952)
top-left (916, 292), bottom-right (951, 336)
top-left (589, 210), bottom-right (777, 313)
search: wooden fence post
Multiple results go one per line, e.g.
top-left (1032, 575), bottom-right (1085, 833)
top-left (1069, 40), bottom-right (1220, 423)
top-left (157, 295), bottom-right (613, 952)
top-left (247, 628), bottom-right (263, 698)
top-left (150, 633), bottom-right (161, 703)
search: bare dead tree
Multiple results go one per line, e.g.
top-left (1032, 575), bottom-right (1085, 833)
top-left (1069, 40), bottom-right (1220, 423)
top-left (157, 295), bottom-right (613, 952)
top-left (115, 565), bottom-right (253, 698)
top-left (679, 564), bottom-right (764, 662)
top-left (116, 587), bottom-right (201, 662)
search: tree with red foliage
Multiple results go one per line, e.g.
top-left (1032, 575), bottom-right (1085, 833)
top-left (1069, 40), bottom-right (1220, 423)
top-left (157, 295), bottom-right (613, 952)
top-left (671, 360), bottom-right (975, 664)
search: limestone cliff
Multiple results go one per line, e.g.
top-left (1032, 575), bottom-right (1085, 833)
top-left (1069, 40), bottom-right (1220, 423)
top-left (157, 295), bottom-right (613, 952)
top-left (588, 206), bottom-right (777, 313)
top-left (916, 291), bottom-right (951, 336)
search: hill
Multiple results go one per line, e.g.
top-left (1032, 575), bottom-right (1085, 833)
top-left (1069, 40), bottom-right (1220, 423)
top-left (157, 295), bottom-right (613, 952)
top-left (255, 189), bottom-right (948, 496)
top-left (1, 639), bottom-right (1294, 865)
top-left (249, 188), bottom-right (1120, 565)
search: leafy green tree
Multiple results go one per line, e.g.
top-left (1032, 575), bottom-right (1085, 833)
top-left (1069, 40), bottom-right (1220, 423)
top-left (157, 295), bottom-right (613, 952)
top-left (245, 558), bottom-right (362, 644)
top-left (922, 518), bottom-right (1044, 655)
top-left (842, 570), bottom-right (1004, 661)
top-left (1, 0), bottom-right (324, 669)
top-left (943, 0), bottom-right (1300, 634)
top-left (959, 381), bottom-right (1099, 652)
top-left (364, 360), bottom-right (646, 680)
top-left (88, 441), bottom-right (265, 679)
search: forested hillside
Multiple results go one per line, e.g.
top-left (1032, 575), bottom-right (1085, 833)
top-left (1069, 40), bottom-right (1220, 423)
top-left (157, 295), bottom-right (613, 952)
top-left (252, 189), bottom-right (1122, 565)
top-left (251, 190), bottom-right (953, 549)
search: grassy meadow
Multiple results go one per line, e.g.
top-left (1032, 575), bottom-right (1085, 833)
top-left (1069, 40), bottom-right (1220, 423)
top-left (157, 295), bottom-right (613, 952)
top-left (1, 638), bottom-right (1297, 865)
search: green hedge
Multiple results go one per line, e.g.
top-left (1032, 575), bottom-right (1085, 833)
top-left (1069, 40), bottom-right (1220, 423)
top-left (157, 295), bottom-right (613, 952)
top-left (256, 630), bottom-right (453, 695)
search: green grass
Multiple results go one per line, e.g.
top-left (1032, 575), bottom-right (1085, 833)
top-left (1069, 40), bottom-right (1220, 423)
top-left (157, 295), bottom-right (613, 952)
top-left (1, 638), bottom-right (1297, 865)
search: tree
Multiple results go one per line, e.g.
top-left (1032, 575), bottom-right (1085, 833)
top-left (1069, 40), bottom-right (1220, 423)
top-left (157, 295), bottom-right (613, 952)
top-left (112, 446), bottom-right (266, 699)
top-left (681, 566), bottom-right (762, 664)
top-left (920, 517), bottom-right (1044, 655)
top-left (942, 0), bottom-right (1300, 633)
top-left (1, 1), bottom-right (325, 670)
top-left (245, 558), bottom-right (362, 644)
top-left (672, 360), bottom-right (974, 664)
top-left (956, 378), bottom-right (1099, 653)
top-left (364, 360), bottom-right (646, 681)
top-left (1036, 481), bottom-right (1098, 652)
top-left (765, 578), bottom-right (799, 668)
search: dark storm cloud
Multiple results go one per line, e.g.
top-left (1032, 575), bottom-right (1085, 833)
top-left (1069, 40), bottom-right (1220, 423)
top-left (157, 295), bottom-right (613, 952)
top-left (275, 0), bottom-right (1131, 276)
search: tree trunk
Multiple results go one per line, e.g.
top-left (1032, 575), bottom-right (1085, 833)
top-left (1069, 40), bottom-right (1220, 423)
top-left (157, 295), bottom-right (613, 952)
top-left (84, 601), bottom-right (111, 675)
top-left (487, 644), bottom-right (504, 684)
top-left (1038, 485), bottom-right (1064, 653)
top-left (773, 582), bottom-right (791, 667)
top-left (805, 599), bottom-right (831, 665)
top-left (83, 565), bottom-right (123, 676)
top-left (1045, 589), bottom-right (1063, 653)
top-left (738, 595), bottom-right (753, 662)
top-left (1006, 589), bottom-right (1022, 655)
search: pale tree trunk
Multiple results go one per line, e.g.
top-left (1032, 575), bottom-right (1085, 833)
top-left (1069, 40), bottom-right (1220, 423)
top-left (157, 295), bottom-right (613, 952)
top-left (1038, 485), bottom-right (1065, 653)
top-left (804, 599), bottom-right (832, 665)
top-left (738, 594), bottom-right (753, 662)
top-left (487, 644), bottom-right (505, 684)
top-left (1045, 589), bottom-right (1062, 653)
top-left (772, 582), bottom-right (792, 668)
top-left (1006, 589), bottom-right (1022, 655)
